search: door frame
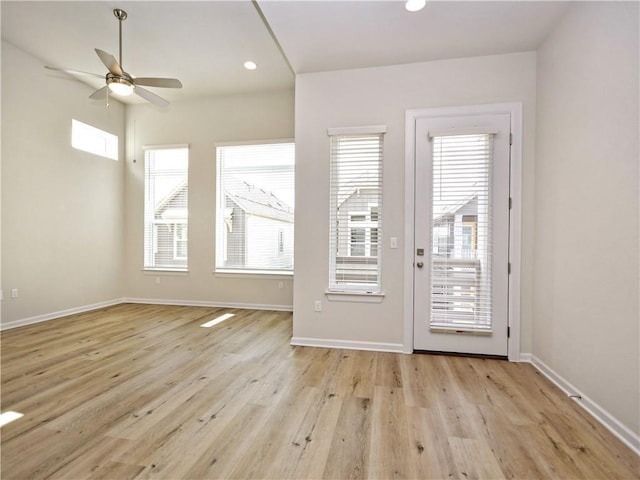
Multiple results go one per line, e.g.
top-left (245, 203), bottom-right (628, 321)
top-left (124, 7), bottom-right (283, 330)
top-left (403, 103), bottom-right (523, 361)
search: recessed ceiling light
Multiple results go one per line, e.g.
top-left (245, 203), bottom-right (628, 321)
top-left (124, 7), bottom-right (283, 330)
top-left (244, 61), bottom-right (257, 70)
top-left (405, 0), bottom-right (426, 12)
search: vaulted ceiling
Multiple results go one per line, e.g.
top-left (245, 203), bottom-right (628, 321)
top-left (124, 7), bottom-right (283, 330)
top-left (1, 0), bottom-right (570, 105)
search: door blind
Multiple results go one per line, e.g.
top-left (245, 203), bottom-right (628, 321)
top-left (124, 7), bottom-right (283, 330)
top-left (429, 133), bottom-right (494, 332)
top-left (328, 129), bottom-right (384, 291)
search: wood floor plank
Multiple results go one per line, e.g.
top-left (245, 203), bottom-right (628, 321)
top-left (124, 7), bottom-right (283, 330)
top-left (405, 406), bottom-right (458, 479)
top-left (181, 402), bottom-right (272, 479)
top-left (46, 436), bottom-right (142, 480)
top-left (368, 386), bottom-right (417, 479)
top-left (87, 461), bottom-right (145, 480)
top-left (227, 385), bottom-right (320, 479)
top-left (322, 394), bottom-right (372, 480)
top-left (448, 436), bottom-right (506, 480)
top-left (1, 304), bottom-right (638, 480)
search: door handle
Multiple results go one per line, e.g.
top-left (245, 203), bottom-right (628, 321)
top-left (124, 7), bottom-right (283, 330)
top-left (416, 261), bottom-right (424, 268)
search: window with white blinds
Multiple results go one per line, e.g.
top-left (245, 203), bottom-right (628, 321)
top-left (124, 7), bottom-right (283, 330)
top-left (143, 146), bottom-right (189, 271)
top-left (429, 132), bottom-right (494, 332)
top-left (215, 141), bottom-right (295, 274)
top-left (328, 127), bottom-right (385, 292)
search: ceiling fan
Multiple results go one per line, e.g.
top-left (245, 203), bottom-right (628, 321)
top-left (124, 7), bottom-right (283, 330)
top-left (45, 8), bottom-right (182, 107)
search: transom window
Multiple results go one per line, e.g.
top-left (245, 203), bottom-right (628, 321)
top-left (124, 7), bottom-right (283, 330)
top-left (71, 119), bottom-right (118, 160)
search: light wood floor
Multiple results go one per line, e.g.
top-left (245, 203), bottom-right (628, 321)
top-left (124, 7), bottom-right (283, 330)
top-left (1, 304), bottom-right (638, 479)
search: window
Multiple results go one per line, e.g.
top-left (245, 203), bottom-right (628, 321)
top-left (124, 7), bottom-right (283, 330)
top-left (174, 223), bottom-right (188, 260)
top-left (143, 146), bottom-right (189, 271)
top-left (215, 141), bottom-right (295, 274)
top-left (328, 126), bottom-right (385, 292)
top-left (71, 119), bottom-right (118, 160)
top-left (347, 207), bottom-right (378, 257)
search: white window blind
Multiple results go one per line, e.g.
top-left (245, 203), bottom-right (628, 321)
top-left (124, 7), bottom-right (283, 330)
top-left (71, 119), bottom-right (118, 160)
top-left (328, 128), bottom-right (385, 292)
top-left (144, 146), bottom-right (189, 271)
top-left (215, 141), bottom-right (295, 274)
top-left (429, 133), bottom-right (494, 332)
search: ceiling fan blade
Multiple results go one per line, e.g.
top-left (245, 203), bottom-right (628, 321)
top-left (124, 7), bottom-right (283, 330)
top-left (89, 86), bottom-right (108, 100)
top-left (95, 48), bottom-right (123, 76)
top-left (133, 77), bottom-right (182, 88)
top-left (135, 86), bottom-right (169, 107)
top-left (45, 65), bottom-right (104, 79)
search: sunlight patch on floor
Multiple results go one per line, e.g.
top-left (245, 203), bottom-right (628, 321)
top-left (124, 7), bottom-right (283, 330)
top-left (0, 411), bottom-right (24, 428)
top-left (200, 313), bottom-right (235, 328)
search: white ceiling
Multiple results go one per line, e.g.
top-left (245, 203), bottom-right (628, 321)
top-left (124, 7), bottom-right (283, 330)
top-left (1, 0), bottom-right (571, 106)
top-left (259, 1), bottom-right (571, 73)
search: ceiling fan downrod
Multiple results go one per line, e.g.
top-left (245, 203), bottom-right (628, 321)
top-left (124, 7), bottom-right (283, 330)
top-left (113, 9), bottom-right (127, 70)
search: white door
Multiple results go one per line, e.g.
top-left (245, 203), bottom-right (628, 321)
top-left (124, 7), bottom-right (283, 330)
top-left (413, 113), bottom-right (511, 356)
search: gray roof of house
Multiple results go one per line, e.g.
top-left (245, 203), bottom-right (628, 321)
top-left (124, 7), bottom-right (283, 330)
top-left (225, 177), bottom-right (294, 223)
top-left (155, 177), bottom-right (294, 223)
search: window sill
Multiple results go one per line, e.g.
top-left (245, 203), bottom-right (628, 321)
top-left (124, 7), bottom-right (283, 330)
top-left (215, 269), bottom-right (293, 280)
top-left (142, 269), bottom-right (189, 276)
top-left (325, 290), bottom-right (385, 303)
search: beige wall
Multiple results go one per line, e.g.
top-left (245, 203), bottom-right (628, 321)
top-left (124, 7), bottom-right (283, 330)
top-left (123, 90), bottom-right (295, 308)
top-left (534, 2), bottom-right (639, 437)
top-left (1, 41), bottom-right (126, 326)
top-left (293, 52), bottom-right (537, 350)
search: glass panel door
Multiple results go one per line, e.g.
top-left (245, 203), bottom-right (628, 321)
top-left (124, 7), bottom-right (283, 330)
top-left (413, 113), bottom-right (511, 356)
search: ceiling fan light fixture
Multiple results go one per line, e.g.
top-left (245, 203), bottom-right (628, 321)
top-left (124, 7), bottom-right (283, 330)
top-left (107, 77), bottom-right (134, 96)
top-left (405, 0), bottom-right (426, 12)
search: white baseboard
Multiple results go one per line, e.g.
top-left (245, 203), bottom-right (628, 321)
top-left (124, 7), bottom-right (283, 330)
top-left (518, 352), bottom-right (532, 363)
top-left (524, 353), bottom-right (639, 456)
top-left (291, 336), bottom-right (404, 353)
top-left (0, 298), bottom-right (125, 331)
top-left (1, 298), bottom-right (293, 332)
top-left (123, 297), bottom-right (293, 312)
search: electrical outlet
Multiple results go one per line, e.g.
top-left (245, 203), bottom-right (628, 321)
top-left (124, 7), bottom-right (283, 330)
top-left (11, 288), bottom-right (19, 299)
top-left (314, 300), bottom-right (322, 312)
top-left (155, 277), bottom-right (161, 284)
top-left (278, 281), bottom-right (284, 289)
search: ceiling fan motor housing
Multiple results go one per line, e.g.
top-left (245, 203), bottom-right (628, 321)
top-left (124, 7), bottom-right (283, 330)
top-left (106, 72), bottom-right (134, 96)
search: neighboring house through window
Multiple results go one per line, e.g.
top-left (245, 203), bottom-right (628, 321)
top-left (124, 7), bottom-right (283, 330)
top-left (143, 145), bottom-right (189, 271)
top-left (215, 141), bottom-right (295, 274)
top-left (348, 205), bottom-right (379, 257)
